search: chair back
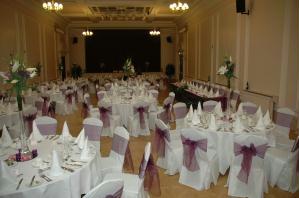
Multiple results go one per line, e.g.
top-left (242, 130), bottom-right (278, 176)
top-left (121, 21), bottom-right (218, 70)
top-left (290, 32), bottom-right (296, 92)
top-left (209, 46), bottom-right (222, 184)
top-left (173, 102), bottom-right (187, 120)
top-left (275, 107), bottom-right (296, 134)
top-left (157, 109), bottom-right (169, 125)
top-left (203, 100), bottom-right (218, 112)
top-left (83, 117), bottom-right (103, 141)
top-left (149, 90), bottom-right (159, 99)
top-left (84, 179), bottom-right (124, 198)
top-left (138, 142), bottom-right (151, 179)
top-left (97, 91), bottom-right (106, 101)
top-left (242, 102), bottom-right (258, 114)
top-left (35, 116), bottom-right (57, 135)
top-left (104, 83), bottom-right (112, 91)
top-left (110, 127), bottom-right (130, 165)
top-left (169, 92), bottom-right (175, 104)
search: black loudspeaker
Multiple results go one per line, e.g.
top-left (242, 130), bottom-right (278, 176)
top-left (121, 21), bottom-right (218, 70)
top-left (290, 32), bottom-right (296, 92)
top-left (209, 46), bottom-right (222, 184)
top-left (236, 0), bottom-right (246, 13)
top-left (72, 37), bottom-right (78, 44)
top-left (166, 36), bottom-right (172, 43)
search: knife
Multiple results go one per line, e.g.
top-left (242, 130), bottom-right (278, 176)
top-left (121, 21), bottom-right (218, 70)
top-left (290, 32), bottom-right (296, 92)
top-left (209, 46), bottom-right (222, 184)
top-left (16, 178), bottom-right (23, 190)
top-left (30, 175), bottom-right (35, 187)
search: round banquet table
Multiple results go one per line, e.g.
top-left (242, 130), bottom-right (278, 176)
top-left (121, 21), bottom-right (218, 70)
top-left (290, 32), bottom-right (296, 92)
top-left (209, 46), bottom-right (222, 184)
top-left (0, 137), bottom-right (102, 198)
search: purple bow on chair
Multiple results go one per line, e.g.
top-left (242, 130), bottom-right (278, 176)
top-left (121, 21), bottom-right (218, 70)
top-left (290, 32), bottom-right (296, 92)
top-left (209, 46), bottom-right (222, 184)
top-left (142, 154), bottom-right (161, 196)
top-left (154, 127), bottom-right (170, 158)
top-left (41, 97), bottom-right (49, 116)
top-left (105, 187), bottom-right (123, 198)
top-left (23, 113), bottom-right (37, 134)
top-left (65, 93), bottom-right (72, 104)
top-left (135, 106), bottom-right (147, 129)
top-left (74, 90), bottom-right (78, 103)
top-left (181, 136), bottom-right (207, 172)
top-left (234, 143), bottom-right (268, 184)
top-left (48, 101), bottom-right (56, 118)
top-left (163, 103), bottom-right (171, 122)
top-left (81, 102), bottom-right (89, 118)
top-left (99, 107), bottom-right (111, 128)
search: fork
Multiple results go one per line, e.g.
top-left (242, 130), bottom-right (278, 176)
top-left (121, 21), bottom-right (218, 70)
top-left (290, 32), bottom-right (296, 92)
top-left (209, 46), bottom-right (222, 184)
top-left (38, 169), bottom-right (52, 182)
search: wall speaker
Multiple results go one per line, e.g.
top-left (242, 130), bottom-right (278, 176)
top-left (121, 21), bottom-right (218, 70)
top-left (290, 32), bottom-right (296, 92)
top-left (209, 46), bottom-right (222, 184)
top-left (72, 37), bottom-right (78, 44)
top-left (166, 36), bottom-right (172, 43)
top-left (236, 0), bottom-right (249, 15)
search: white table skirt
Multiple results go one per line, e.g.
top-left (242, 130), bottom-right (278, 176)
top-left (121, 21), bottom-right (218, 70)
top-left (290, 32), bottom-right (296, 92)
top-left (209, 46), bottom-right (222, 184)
top-left (181, 124), bottom-right (275, 175)
top-left (0, 138), bottom-right (102, 198)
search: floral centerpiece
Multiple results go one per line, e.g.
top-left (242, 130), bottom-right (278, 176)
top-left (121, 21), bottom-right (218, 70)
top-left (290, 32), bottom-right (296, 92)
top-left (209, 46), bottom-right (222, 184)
top-left (0, 54), bottom-right (37, 155)
top-left (122, 58), bottom-right (135, 79)
top-left (217, 56), bottom-right (236, 89)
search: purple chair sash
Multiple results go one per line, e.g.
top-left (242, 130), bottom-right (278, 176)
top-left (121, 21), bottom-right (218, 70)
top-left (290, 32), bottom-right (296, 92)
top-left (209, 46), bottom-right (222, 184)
top-left (158, 111), bottom-right (169, 125)
top-left (23, 113), bottom-right (37, 134)
top-left (83, 124), bottom-right (101, 141)
top-left (154, 127), bottom-right (170, 158)
top-left (234, 142), bottom-right (268, 184)
top-left (134, 106), bottom-right (148, 129)
top-left (291, 138), bottom-right (299, 173)
top-left (65, 93), bottom-right (72, 104)
top-left (203, 104), bottom-right (215, 112)
top-left (37, 123), bottom-right (57, 135)
top-left (74, 90), bottom-right (78, 103)
top-left (48, 101), bottom-right (56, 118)
top-left (163, 103), bottom-right (171, 122)
top-left (41, 97), bottom-right (49, 116)
top-left (99, 107), bottom-right (112, 128)
top-left (105, 187), bottom-right (123, 198)
top-left (275, 112), bottom-right (294, 128)
top-left (142, 154), bottom-right (161, 196)
top-left (111, 134), bottom-right (128, 156)
top-left (81, 102), bottom-right (89, 118)
top-left (181, 136), bottom-right (207, 172)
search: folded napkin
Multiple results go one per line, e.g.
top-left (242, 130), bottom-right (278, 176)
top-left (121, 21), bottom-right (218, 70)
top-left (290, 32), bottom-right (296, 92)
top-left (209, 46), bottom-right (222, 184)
top-left (203, 87), bottom-right (208, 96)
top-left (214, 90), bottom-right (220, 97)
top-left (197, 102), bottom-right (203, 115)
top-left (61, 121), bottom-right (72, 140)
top-left (263, 110), bottom-right (272, 126)
top-left (233, 117), bottom-right (245, 132)
top-left (191, 110), bottom-right (201, 125)
top-left (214, 102), bottom-right (223, 117)
top-left (236, 103), bottom-right (243, 115)
top-left (29, 121), bottom-right (45, 142)
top-left (209, 89), bottom-right (214, 97)
top-left (186, 105), bottom-right (194, 121)
top-left (75, 128), bottom-right (84, 144)
top-left (0, 124), bottom-right (13, 148)
top-left (0, 160), bottom-right (17, 190)
top-left (80, 137), bottom-right (90, 161)
top-left (255, 106), bottom-right (263, 118)
top-left (255, 114), bottom-right (265, 130)
top-left (208, 114), bottom-right (218, 131)
top-left (49, 150), bottom-right (63, 177)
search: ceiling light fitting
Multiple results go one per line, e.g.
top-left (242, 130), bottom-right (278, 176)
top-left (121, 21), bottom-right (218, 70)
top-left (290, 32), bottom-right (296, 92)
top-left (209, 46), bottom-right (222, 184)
top-left (169, 1), bottom-right (189, 11)
top-left (82, 29), bottom-right (93, 36)
top-left (42, 1), bottom-right (63, 11)
top-left (149, 29), bottom-right (160, 36)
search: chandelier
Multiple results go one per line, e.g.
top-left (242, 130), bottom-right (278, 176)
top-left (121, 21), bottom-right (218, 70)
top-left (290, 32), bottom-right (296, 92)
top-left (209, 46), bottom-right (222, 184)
top-left (149, 29), bottom-right (160, 36)
top-left (169, 1), bottom-right (189, 11)
top-left (42, 1), bottom-right (63, 11)
top-left (82, 29), bottom-right (93, 36)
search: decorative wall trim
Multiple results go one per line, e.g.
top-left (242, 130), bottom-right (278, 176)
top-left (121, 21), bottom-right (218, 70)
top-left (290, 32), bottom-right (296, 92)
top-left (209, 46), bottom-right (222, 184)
top-left (278, 0), bottom-right (291, 106)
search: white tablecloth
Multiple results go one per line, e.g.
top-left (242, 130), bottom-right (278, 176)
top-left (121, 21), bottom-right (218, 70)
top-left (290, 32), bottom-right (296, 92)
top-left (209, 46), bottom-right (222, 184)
top-left (0, 138), bottom-right (102, 198)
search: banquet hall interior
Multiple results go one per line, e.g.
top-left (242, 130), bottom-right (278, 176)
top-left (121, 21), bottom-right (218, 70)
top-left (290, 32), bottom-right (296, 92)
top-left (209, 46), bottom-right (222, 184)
top-left (0, 0), bottom-right (298, 198)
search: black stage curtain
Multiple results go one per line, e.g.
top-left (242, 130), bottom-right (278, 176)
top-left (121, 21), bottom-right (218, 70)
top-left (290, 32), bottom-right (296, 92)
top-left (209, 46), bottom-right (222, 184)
top-left (85, 29), bottom-right (161, 73)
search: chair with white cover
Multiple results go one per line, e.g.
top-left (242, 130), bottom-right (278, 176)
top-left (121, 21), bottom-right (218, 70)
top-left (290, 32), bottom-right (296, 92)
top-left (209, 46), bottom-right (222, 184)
top-left (179, 128), bottom-right (219, 191)
top-left (128, 101), bottom-right (150, 137)
top-left (154, 119), bottom-right (183, 175)
top-left (230, 90), bottom-right (240, 112)
top-left (273, 107), bottom-right (296, 149)
top-left (104, 142), bottom-right (155, 198)
top-left (84, 179), bottom-right (124, 198)
top-left (35, 116), bottom-right (57, 135)
top-left (227, 134), bottom-right (268, 198)
top-left (99, 102), bottom-right (121, 137)
top-left (104, 83), bottom-right (112, 91)
top-left (203, 100), bottom-right (218, 112)
top-left (265, 136), bottom-right (299, 193)
top-left (173, 102), bottom-right (187, 129)
top-left (83, 117), bottom-right (103, 150)
top-left (148, 89), bottom-right (158, 100)
top-left (242, 102), bottom-right (258, 115)
top-left (34, 98), bottom-right (44, 116)
top-left (97, 91), bottom-right (106, 102)
top-left (99, 126), bottom-right (129, 177)
top-left (168, 92), bottom-right (175, 122)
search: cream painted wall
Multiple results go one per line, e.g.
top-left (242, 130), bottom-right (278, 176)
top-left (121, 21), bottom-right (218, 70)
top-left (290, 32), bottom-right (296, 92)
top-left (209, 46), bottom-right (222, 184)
top-left (69, 29), bottom-right (86, 75)
top-left (176, 0), bottom-right (299, 118)
top-left (0, 0), bottom-right (67, 84)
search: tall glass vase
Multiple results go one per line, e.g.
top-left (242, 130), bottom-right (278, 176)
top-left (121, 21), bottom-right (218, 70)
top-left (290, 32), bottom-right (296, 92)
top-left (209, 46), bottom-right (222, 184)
top-left (17, 94), bottom-right (30, 155)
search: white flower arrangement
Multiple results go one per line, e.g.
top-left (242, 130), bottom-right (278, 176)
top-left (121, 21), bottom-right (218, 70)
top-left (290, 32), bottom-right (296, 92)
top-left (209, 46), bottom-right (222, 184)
top-left (123, 58), bottom-right (135, 76)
